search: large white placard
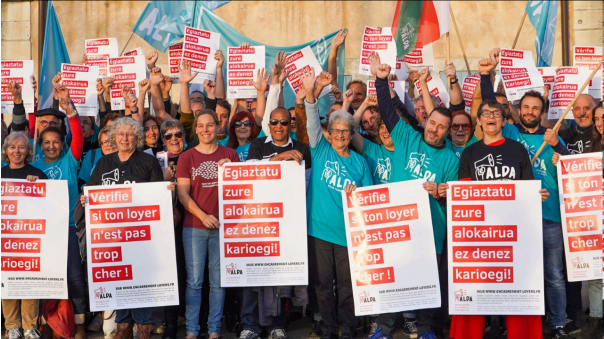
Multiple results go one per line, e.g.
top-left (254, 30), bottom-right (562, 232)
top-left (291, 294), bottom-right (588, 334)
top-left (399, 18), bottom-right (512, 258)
top-left (182, 26), bottom-right (221, 83)
top-left (461, 73), bottom-right (480, 114)
top-left (548, 67), bottom-right (590, 120)
top-left (557, 153), bottom-right (603, 281)
top-left (85, 38), bottom-right (119, 78)
top-left (168, 42), bottom-right (183, 83)
top-left (1, 180), bottom-right (69, 299)
top-left (285, 46), bottom-right (331, 98)
top-left (218, 162), bottom-right (308, 287)
top-left (537, 66), bottom-right (557, 102)
top-left (499, 49), bottom-right (545, 101)
top-left (227, 46), bottom-right (266, 99)
top-left (447, 181), bottom-right (545, 315)
top-left (1, 60), bottom-right (35, 114)
top-left (367, 80), bottom-right (405, 102)
top-left (108, 55), bottom-right (147, 111)
top-left (60, 63), bottom-right (100, 116)
top-left (414, 70), bottom-right (450, 107)
top-left (84, 182), bottom-right (178, 311)
top-left (359, 26), bottom-right (397, 76)
top-left (342, 180), bottom-right (441, 316)
top-left (404, 44), bottom-right (435, 71)
top-left (573, 46), bottom-right (602, 99)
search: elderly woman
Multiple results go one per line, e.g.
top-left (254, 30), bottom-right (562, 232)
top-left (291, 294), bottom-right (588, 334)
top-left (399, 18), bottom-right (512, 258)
top-left (445, 110), bottom-right (477, 158)
top-left (176, 109), bottom-right (239, 339)
top-left (2, 132), bottom-right (47, 339)
top-left (82, 116), bottom-right (164, 339)
top-left (32, 85), bottom-right (87, 339)
top-left (227, 111), bottom-right (259, 161)
top-left (302, 69), bottom-right (372, 339)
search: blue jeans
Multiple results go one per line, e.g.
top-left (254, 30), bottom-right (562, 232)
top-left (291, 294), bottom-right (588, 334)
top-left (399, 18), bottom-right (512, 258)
top-left (67, 227), bottom-right (87, 315)
top-left (115, 308), bottom-right (154, 325)
top-left (183, 228), bottom-right (224, 336)
top-left (588, 279), bottom-right (603, 318)
top-left (542, 219), bottom-right (566, 327)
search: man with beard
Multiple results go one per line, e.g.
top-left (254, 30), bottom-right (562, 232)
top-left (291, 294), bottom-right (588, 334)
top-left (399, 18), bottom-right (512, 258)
top-left (559, 94), bottom-right (596, 154)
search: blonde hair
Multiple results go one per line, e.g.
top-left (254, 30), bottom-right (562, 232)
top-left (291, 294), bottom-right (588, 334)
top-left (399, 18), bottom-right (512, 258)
top-left (2, 132), bottom-right (33, 164)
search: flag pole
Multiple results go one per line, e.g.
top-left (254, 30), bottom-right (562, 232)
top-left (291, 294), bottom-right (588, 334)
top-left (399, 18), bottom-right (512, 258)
top-left (119, 31), bottom-right (135, 56)
top-left (530, 60), bottom-right (603, 164)
top-left (512, 11), bottom-right (527, 49)
top-left (446, 32), bottom-right (451, 91)
top-left (449, 4), bottom-right (471, 74)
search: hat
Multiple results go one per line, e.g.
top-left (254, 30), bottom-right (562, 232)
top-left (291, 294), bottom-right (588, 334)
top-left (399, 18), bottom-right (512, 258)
top-left (34, 108), bottom-right (66, 119)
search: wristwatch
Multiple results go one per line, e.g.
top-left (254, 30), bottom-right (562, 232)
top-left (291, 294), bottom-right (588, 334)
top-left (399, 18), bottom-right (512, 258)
top-left (450, 77), bottom-right (459, 84)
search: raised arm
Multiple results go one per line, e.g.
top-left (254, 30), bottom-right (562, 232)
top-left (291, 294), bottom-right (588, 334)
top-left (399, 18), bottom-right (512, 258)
top-left (137, 79), bottom-right (150, 118)
top-left (122, 85), bottom-right (142, 125)
top-left (179, 61), bottom-right (198, 116)
top-left (328, 29), bottom-right (347, 86)
top-left (445, 60), bottom-right (464, 109)
top-left (7, 81), bottom-right (27, 132)
top-left (294, 86), bottom-right (309, 146)
top-left (301, 68), bottom-right (322, 147)
top-left (149, 67), bottom-right (174, 123)
top-left (262, 51), bottom-right (287, 135)
top-left (478, 49), bottom-right (499, 101)
top-left (55, 84), bottom-right (83, 161)
top-left (407, 70), bottom-right (419, 98)
top-left (159, 75), bottom-right (176, 118)
top-left (96, 79), bottom-right (107, 118)
top-left (418, 67), bottom-right (435, 115)
top-left (369, 51), bottom-right (398, 133)
top-left (250, 68), bottom-right (269, 126)
top-left (352, 93), bottom-right (378, 127)
top-left (314, 71), bottom-right (332, 99)
top-left (214, 50), bottom-right (225, 99)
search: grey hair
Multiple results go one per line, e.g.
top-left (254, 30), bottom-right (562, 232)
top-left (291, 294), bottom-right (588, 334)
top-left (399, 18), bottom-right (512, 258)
top-left (160, 119), bottom-right (184, 137)
top-left (1, 132), bottom-right (33, 164)
top-left (413, 94), bottom-right (440, 107)
top-left (328, 109), bottom-right (356, 133)
top-left (108, 117), bottom-right (145, 150)
top-left (346, 79), bottom-right (367, 93)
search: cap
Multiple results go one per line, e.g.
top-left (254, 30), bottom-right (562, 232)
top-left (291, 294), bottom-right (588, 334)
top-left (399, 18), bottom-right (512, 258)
top-left (34, 108), bottom-right (66, 119)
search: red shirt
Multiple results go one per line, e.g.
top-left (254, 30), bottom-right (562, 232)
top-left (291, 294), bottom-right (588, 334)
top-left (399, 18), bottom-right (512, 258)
top-left (176, 145), bottom-right (240, 228)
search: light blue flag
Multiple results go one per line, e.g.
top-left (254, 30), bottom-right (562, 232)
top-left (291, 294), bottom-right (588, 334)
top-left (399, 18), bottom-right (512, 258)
top-left (133, 1), bottom-right (191, 52)
top-left (191, 1), bottom-right (346, 117)
top-left (39, 1), bottom-right (71, 110)
top-left (203, 1), bottom-right (230, 11)
top-left (526, 1), bottom-right (558, 67)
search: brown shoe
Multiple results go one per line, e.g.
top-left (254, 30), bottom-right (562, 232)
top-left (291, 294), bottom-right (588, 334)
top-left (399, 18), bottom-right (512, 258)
top-left (74, 325), bottom-right (87, 339)
top-left (135, 325), bottom-right (153, 339)
top-left (113, 324), bottom-right (134, 339)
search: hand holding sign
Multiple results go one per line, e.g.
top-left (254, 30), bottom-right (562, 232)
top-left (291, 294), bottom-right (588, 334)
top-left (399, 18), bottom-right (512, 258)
top-left (7, 81), bottom-right (22, 104)
top-left (179, 61), bottom-right (198, 84)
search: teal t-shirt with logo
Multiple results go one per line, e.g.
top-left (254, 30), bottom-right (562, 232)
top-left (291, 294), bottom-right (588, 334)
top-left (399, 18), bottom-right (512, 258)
top-left (446, 135), bottom-right (479, 158)
top-left (307, 137), bottom-right (373, 247)
top-left (362, 140), bottom-right (395, 185)
top-left (217, 136), bottom-right (229, 146)
top-left (32, 148), bottom-right (79, 227)
top-left (388, 119), bottom-right (460, 254)
top-left (235, 143), bottom-right (251, 161)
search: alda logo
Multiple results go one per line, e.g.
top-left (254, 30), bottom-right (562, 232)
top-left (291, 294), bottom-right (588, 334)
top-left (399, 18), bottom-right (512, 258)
top-left (94, 287), bottom-right (112, 299)
top-left (358, 291), bottom-right (376, 304)
top-left (454, 289), bottom-right (473, 302)
top-left (571, 257), bottom-right (589, 270)
top-left (226, 263), bottom-right (242, 275)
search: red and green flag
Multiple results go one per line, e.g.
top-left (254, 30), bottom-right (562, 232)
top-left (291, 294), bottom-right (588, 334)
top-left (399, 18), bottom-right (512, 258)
top-left (391, 0), bottom-right (449, 58)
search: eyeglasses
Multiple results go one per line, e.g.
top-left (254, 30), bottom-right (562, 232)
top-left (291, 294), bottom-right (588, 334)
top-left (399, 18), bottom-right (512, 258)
top-left (269, 119), bottom-right (290, 126)
top-left (116, 133), bottom-right (135, 139)
top-left (191, 99), bottom-right (205, 103)
top-left (329, 128), bottom-right (351, 136)
top-left (164, 132), bottom-right (183, 140)
top-left (480, 109), bottom-right (503, 118)
top-left (99, 140), bottom-right (111, 146)
top-left (39, 120), bottom-right (61, 128)
top-left (234, 121), bottom-right (254, 128)
top-left (81, 120), bottom-right (92, 127)
top-left (415, 106), bottom-right (426, 112)
top-left (451, 123), bottom-right (471, 131)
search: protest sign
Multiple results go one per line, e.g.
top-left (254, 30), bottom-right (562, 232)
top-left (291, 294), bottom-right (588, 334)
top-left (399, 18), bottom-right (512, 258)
top-left (60, 63), bottom-right (99, 116)
top-left (573, 46), bottom-right (602, 99)
top-left (557, 153), bottom-right (603, 281)
top-left (548, 67), bottom-right (590, 120)
top-left (218, 162), bottom-right (308, 287)
top-left (537, 66), bottom-right (557, 102)
top-left (342, 180), bottom-right (440, 316)
top-left (1, 180), bottom-right (69, 299)
top-left (182, 26), bottom-right (221, 83)
top-left (404, 44), bottom-right (435, 71)
top-left (1, 60), bottom-right (35, 114)
top-left (108, 55), bottom-right (147, 111)
top-left (122, 47), bottom-right (143, 57)
top-left (85, 38), bottom-right (119, 77)
top-left (226, 46), bottom-right (266, 99)
top-left (461, 73), bottom-right (480, 114)
top-left (394, 57), bottom-right (409, 81)
top-left (285, 46), bottom-right (331, 98)
top-left (368, 80), bottom-right (405, 102)
top-left (84, 182), bottom-right (178, 311)
top-left (447, 181), bottom-right (545, 315)
top-left (168, 42), bottom-right (183, 83)
top-left (499, 49), bottom-right (545, 101)
top-left (414, 70), bottom-right (450, 107)
top-left (359, 26), bottom-right (397, 76)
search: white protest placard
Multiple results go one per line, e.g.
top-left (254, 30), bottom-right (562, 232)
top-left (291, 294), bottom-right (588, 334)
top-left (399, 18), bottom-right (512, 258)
top-left (1, 60), bottom-right (35, 114)
top-left (84, 182), bottom-right (178, 311)
top-left (182, 26), bottom-right (221, 83)
top-left (414, 70), bottom-right (450, 107)
top-left (573, 46), bottom-right (602, 100)
top-left (1, 180), bottom-right (69, 299)
top-left (342, 180), bottom-right (440, 316)
top-left (227, 46), bottom-right (266, 99)
top-left (537, 67), bottom-right (557, 102)
top-left (60, 63), bottom-right (99, 117)
top-left (499, 49), bottom-right (545, 101)
top-left (285, 46), bottom-right (331, 98)
top-left (108, 55), bottom-right (147, 111)
top-left (122, 47), bottom-right (143, 57)
top-left (557, 153), bottom-right (603, 281)
top-left (404, 44), bottom-right (435, 71)
top-left (359, 26), bottom-right (397, 76)
top-left (394, 57), bottom-right (409, 81)
top-left (218, 162), bottom-right (308, 287)
top-left (168, 42), bottom-right (183, 83)
top-left (367, 80), bottom-right (405, 102)
top-left (85, 38), bottom-right (119, 78)
top-left (447, 181), bottom-right (544, 315)
top-left (548, 67), bottom-right (590, 120)
top-left (461, 73), bottom-right (480, 114)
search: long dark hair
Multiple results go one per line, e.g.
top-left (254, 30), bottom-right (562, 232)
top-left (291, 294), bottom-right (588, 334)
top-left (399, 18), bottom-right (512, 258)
top-left (228, 111), bottom-right (259, 149)
top-left (590, 100), bottom-right (602, 152)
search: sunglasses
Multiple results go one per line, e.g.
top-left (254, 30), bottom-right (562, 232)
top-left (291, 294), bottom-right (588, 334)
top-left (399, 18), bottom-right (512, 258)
top-left (269, 119), bottom-right (290, 126)
top-left (164, 132), bottom-right (184, 140)
top-left (451, 123), bottom-right (471, 131)
top-left (234, 120), bottom-right (254, 128)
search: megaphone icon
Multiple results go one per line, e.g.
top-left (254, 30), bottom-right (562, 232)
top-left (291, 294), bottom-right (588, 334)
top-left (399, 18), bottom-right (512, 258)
top-left (475, 154), bottom-right (494, 176)
top-left (102, 168), bottom-right (119, 184)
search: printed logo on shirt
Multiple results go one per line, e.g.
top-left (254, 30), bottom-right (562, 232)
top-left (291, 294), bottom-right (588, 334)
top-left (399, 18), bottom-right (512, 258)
top-left (520, 140), bottom-right (547, 177)
top-left (566, 140), bottom-right (587, 154)
top-left (43, 166), bottom-right (63, 180)
top-left (405, 152), bottom-right (436, 181)
top-left (321, 160), bottom-right (355, 190)
top-left (375, 157), bottom-right (391, 182)
top-left (474, 154), bottom-right (516, 180)
top-left (192, 161), bottom-right (218, 180)
top-left (102, 169), bottom-right (120, 185)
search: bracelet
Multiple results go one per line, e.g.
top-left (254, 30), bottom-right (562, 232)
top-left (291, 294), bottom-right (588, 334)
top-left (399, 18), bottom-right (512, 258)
top-left (450, 77), bottom-right (459, 84)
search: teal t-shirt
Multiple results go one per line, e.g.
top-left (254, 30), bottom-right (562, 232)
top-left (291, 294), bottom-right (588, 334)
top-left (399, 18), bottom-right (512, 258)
top-left (32, 149), bottom-right (79, 227)
top-left (362, 140), bottom-right (395, 185)
top-left (388, 119), bottom-right (460, 254)
top-left (217, 136), bottom-right (229, 146)
top-left (78, 148), bottom-right (103, 184)
top-left (446, 135), bottom-right (479, 159)
top-left (30, 137), bottom-right (45, 162)
top-left (503, 121), bottom-right (521, 142)
top-left (307, 137), bottom-right (373, 247)
top-left (235, 143), bottom-right (251, 161)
